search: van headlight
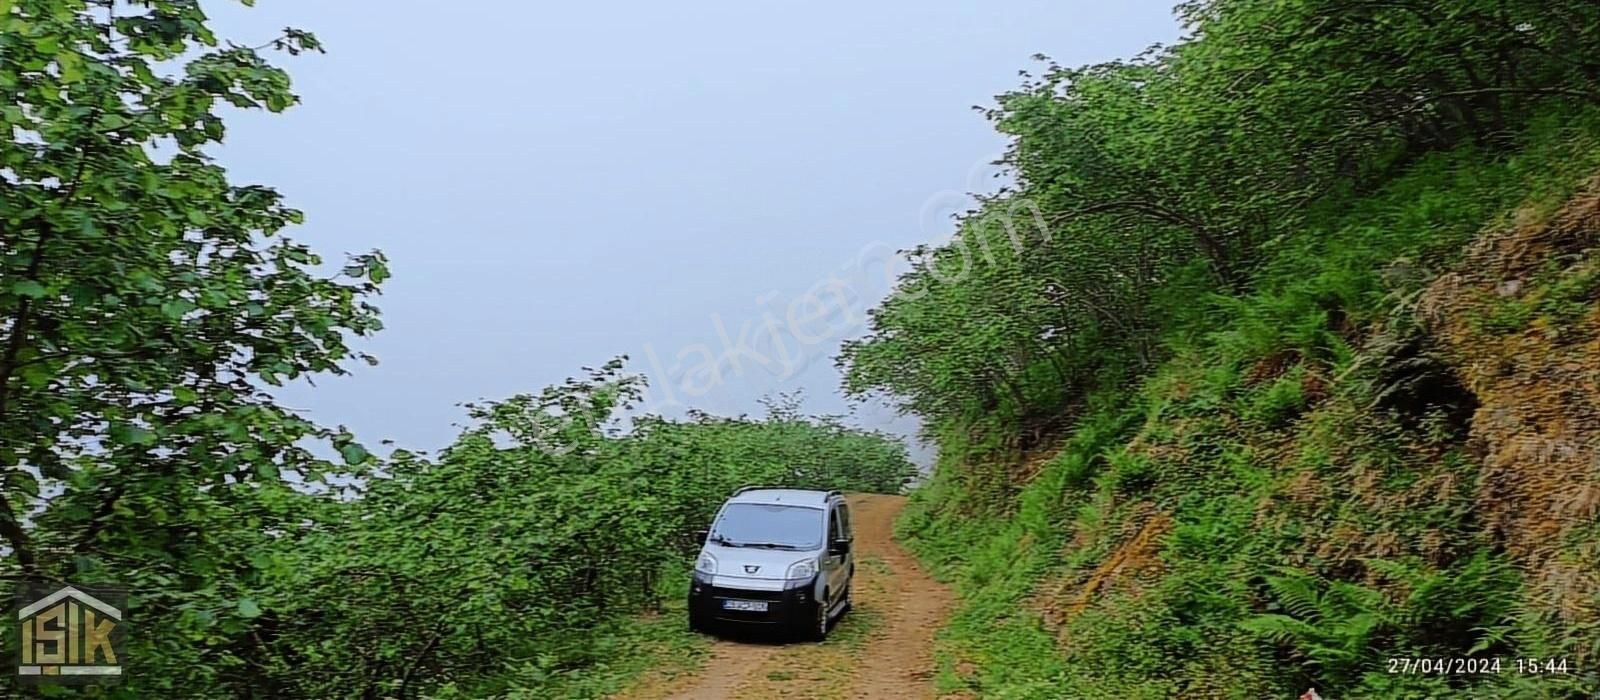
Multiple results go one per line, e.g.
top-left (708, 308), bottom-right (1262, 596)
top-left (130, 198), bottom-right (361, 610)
top-left (786, 559), bottom-right (817, 580)
top-left (695, 551), bottom-right (717, 575)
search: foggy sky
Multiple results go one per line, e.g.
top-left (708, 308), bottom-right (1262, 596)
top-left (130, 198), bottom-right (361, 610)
top-left (204, 1), bottom-right (1183, 460)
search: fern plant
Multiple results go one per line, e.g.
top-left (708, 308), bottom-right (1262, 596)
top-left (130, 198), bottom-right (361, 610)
top-left (1366, 554), bottom-right (1520, 657)
top-left (1242, 568), bottom-right (1391, 686)
top-left (1244, 554), bottom-right (1522, 691)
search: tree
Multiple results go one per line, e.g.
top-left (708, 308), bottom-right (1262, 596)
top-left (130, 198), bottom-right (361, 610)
top-left (0, 0), bottom-right (386, 693)
top-left (839, 0), bottom-right (1600, 451)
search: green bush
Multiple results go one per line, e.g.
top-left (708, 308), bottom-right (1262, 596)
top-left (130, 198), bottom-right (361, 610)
top-left (247, 360), bottom-right (915, 698)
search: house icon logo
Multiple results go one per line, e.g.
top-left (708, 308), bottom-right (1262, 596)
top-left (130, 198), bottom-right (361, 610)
top-left (14, 584), bottom-right (125, 684)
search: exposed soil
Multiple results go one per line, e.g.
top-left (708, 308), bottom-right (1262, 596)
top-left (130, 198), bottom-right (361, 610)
top-left (1036, 506), bottom-right (1170, 631)
top-left (615, 494), bottom-right (956, 700)
top-left (1420, 177), bottom-right (1600, 630)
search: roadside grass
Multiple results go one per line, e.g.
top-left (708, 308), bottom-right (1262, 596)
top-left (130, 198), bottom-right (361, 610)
top-left (448, 600), bottom-right (709, 700)
top-left (828, 598), bottom-right (882, 651)
top-left (858, 553), bottom-right (893, 579)
top-left (901, 401), bottom-right (1136, 698)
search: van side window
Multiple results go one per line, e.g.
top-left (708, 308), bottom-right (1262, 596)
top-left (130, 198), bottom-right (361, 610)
top-left (837, 503), bottom-right (851, 539)
top-left (829, 506), bottom-right (845, 542)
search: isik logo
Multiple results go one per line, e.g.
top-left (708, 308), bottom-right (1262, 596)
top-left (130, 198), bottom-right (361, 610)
top-left (15, 585), bottom-right (125, 684)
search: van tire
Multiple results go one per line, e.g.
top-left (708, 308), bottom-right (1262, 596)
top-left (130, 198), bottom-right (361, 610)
top-left (807, 595), bottom-right (830, 642)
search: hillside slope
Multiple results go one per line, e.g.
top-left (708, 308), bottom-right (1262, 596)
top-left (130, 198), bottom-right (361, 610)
top-left (896, 151), bottom-right (1600, 699)
top-left (833, 2), bottom-right (1600, 697)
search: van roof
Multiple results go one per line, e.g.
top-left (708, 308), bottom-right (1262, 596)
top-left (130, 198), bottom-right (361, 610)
top-left (727, 488), bottom-right (836, 508)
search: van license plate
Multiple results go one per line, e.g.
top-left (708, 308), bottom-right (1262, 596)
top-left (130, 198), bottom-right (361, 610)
top-left (721, 599), bottom-right (768, 612)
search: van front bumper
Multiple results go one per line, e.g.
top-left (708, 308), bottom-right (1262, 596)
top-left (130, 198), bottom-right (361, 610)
top-left (689, 572), bottom-right (818, 628)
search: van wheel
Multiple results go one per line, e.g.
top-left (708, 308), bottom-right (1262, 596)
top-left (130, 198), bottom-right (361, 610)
top-left (808, 594), bottom-right (830, 642)
top-left (840, 584), bottom-right (852, 616)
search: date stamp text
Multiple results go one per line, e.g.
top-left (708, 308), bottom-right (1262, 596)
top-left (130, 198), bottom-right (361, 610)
top-left (1385, 657), bottom-right (1574, 676)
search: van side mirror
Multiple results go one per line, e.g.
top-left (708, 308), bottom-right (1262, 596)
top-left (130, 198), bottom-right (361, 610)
top-left (828, 538), bottom-right (851, 555)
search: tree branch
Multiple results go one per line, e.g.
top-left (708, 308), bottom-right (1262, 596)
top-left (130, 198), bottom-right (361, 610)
top-left (0, 0), bottom-right (118, 576)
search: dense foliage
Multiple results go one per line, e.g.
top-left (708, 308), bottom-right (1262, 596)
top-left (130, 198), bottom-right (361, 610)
top-left (840, 0), bottom-right (1600, 698)
top-left (0, 2), bottom-right (914, 697)
top-left (842, 0), bottom-right (1600, 432)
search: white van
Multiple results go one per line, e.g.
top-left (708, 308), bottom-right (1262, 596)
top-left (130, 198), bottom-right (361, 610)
top-left (688, 487), bottom-right (854, 641)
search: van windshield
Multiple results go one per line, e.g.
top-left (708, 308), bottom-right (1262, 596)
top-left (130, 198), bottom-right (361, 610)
top-left (710, 504), bottom-right (824, 550)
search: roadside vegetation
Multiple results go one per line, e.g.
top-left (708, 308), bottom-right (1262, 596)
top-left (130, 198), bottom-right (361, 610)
top-left (838, 0), bottom-right (1600, 697)
top-left (0, 2), bottom-right (914, 698)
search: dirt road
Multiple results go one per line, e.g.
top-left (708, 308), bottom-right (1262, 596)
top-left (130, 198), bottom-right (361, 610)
top-left (616, 493), bottom-right (955, 700)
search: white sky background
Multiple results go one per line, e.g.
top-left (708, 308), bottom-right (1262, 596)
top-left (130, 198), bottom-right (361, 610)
top-left (203, 1), bottom-right (1183, 463)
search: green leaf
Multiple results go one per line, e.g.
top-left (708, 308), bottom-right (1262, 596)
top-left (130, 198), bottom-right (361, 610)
top-left (6, 470), bottom-right (40, 499)
top-left (58, 51), bottom-right (84, 83)
top-left (339, 443), bottom-right (370, 465)
top-left (236, 599), bottom-right (262, 619)
top-left (161, 299), bottom-right (197, 320)
top-left (110, 425), bottom-right (156, 447)
top-left (17, 363), bottom-right (49, 389)
top-left (11, 280), bottom-right (46, 298)
top-left (97, 113), bottom-right (130, 131)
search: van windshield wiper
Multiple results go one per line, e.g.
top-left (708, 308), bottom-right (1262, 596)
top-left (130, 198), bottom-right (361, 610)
top-left (710, 534), bottom-right (801, 550)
